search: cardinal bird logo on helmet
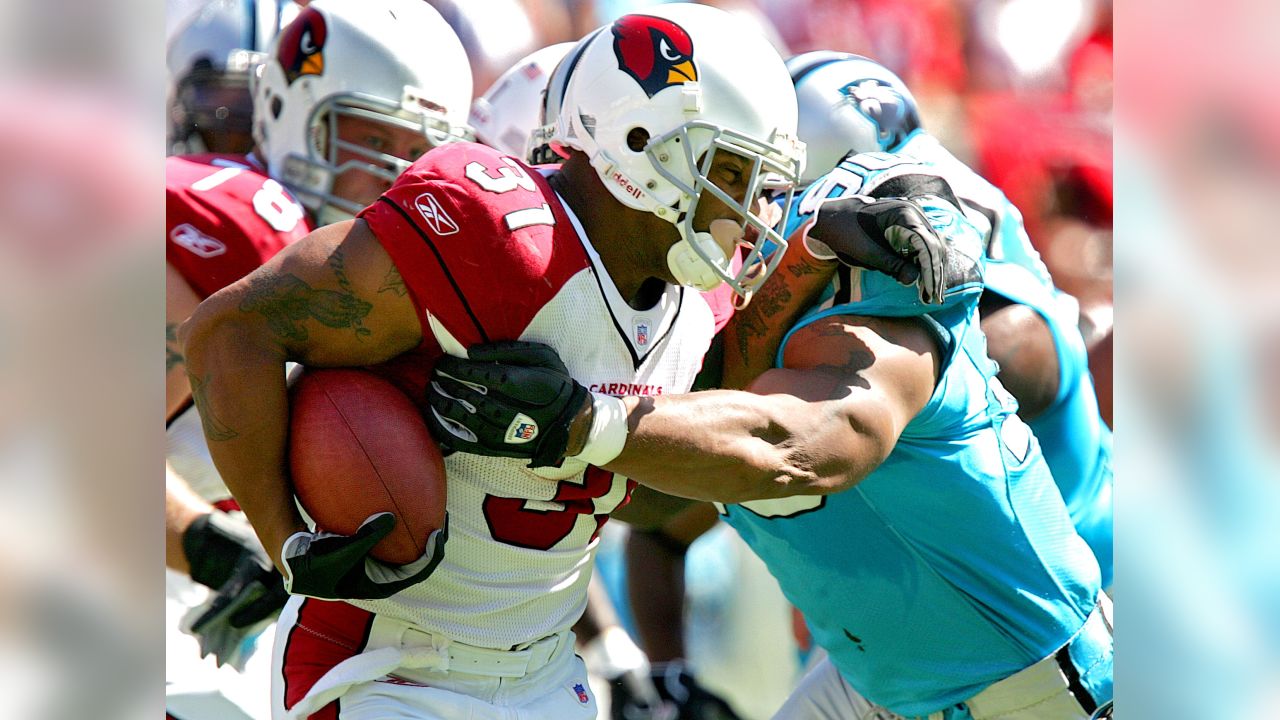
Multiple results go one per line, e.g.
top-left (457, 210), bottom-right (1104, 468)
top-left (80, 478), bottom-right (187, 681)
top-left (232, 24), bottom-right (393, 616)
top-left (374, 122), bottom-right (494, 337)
top-left (278, 7), bottom-right (328, 84)
top-left (611, 15), bottom-right (697, 98)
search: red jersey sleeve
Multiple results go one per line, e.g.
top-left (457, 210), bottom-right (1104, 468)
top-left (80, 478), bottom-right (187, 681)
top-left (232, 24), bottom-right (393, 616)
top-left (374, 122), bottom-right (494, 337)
top-left (166, 154), bottom-right (312, 299)
top-left (358, 143), bottom-right (590, 349)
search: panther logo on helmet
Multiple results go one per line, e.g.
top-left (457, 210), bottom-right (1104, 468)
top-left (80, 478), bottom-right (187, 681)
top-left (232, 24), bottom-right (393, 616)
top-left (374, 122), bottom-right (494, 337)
top-left (277, 7), bottom-right (328, 84)
top-left (839, 78), bottom-right (916, 150)
top-left (611, 15), bottom-right (697, 98)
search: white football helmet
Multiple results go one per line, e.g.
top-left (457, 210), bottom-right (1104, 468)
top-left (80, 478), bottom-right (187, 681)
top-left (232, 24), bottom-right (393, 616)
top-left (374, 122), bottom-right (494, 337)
top-left (469, 42), bottom-right (574, 157)
top-left (553, 4), bottom-right (805, 298)
top-left (788, 51), bottom-right (922, 186)
top-left (167, 0), bottom-right (285, 154)
top-left (526, 28), bottom-right (605, 166)
top-left (253, 0), bottom-right (474, 225)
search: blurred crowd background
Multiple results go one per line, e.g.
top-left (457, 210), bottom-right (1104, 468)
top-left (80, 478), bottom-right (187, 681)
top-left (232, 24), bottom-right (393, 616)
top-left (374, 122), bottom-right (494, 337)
top-left (0, 0), bottom-right (1275, 717)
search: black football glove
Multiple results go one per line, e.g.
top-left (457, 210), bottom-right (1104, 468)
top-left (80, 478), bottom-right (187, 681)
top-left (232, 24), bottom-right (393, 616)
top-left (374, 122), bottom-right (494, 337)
top-left (610, 668), bottom-right (675, 720)
top-left (281, 512), bottom-right (448, 600)
top-left (651, 661), bottom-right (742, 720)
top-left (181, 556), bottom-right (288, 670)
top-left (183, 509), bottom-right (269, 591)
top-left (180, 510), bottom-right (288, 670)
top-left (807, 195), bottom-right (948, 304)
top-left (426, 341), bottom-right (589, 469)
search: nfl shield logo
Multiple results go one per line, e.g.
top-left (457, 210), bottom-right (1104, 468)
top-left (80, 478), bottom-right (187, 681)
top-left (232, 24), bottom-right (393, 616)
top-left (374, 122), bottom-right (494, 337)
top-left (573, 683), bottom-right (589, 704)
top-left (505, 413), bottom-right (539, 444)
top-left (633, 317), bottom-right (651, 347)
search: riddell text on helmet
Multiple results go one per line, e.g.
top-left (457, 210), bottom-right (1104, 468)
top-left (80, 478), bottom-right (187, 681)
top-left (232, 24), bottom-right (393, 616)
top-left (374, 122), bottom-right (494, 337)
top-left (612, 171), bottom-right (644, 200)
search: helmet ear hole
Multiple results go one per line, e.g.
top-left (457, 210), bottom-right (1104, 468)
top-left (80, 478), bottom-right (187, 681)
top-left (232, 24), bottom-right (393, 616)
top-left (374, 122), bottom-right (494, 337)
top-left (270, 95), bottom-right (283, 119)
top-left (626, 127), bottom-right (650, 152)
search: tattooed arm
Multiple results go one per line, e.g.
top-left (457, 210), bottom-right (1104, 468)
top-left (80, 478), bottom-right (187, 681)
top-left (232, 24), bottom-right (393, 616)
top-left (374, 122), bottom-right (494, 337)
top-left (720, 231), bottom-right (836, 390)
top-left (591, 313), bottom-right (941, 502)
top-left (178, 220), bottom-right (422, 568)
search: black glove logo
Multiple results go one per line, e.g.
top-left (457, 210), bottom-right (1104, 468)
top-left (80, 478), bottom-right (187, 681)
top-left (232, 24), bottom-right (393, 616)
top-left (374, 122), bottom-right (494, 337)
top-left (507, 414), bottom-right (539, 443)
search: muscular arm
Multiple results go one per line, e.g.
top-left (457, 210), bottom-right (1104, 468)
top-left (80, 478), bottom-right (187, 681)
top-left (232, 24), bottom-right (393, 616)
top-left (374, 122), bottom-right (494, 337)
top-left (177, 219), bottom-right (423, 569)
top-left (601, 315), bottom-right (940, 503)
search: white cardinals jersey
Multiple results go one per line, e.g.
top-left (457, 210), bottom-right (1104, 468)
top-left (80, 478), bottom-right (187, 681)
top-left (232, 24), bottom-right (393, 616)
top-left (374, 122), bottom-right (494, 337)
top-left (344, 142), bottom-right (731, 649)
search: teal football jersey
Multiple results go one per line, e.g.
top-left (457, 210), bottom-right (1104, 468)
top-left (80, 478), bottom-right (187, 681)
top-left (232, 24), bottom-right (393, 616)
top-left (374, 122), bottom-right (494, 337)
top-left (728, 158), bottom-right (1109, 715)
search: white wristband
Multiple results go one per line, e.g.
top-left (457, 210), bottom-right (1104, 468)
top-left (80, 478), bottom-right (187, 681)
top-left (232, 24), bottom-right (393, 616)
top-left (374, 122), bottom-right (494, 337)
top-left (569, 392), bottom-right (629, 467)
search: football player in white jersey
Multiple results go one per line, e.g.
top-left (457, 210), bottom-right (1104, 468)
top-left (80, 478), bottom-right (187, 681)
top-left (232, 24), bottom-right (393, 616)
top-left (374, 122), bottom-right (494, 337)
top-left (181, 5), bottom-right (944, 719)
top-left (528, 31), bottom-right (787, 720)
top-left (166, 1), bottom-right (473, 714)
top-left (470, 39), bottom-right (669, 720)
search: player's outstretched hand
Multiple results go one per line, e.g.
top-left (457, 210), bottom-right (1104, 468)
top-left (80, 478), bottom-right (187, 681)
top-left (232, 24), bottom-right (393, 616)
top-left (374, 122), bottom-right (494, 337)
top-left (180, 510), bottom-right (289, 670)
top-left (183, 509), bottom-right (271, 591)
top-left (806, 195), bottom-right (948, 304)
top-left (426, 341), bottom-right (589, 469)
top-left (181, 557), bottom-right (288, 671)
top-left (281, 512), bottom-right (448, 600)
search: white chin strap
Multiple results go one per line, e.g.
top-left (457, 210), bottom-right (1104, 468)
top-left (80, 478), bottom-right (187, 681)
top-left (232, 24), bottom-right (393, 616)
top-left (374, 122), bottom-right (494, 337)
top-left (666, 219), bottom-right (742, 292)
top-left (667, 232), bottom-right (725, 291)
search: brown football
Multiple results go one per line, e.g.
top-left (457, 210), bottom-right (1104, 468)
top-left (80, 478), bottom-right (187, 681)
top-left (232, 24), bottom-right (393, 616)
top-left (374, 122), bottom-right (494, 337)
top-left (288, 368), bottom-right (446, 565)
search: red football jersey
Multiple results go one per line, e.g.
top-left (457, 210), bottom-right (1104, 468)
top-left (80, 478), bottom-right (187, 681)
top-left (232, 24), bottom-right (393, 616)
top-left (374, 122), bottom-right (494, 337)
top-left (166, 153), bottom-right (312, 299)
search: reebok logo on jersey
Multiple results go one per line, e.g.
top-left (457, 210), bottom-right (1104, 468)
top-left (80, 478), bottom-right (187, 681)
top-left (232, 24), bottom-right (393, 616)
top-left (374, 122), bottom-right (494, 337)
top-left (169, 223), bottom-right (226, 258)
top-left (506, 413), bottom-right (538, 444)
top-left (414, 192), bottom-right (460, 236)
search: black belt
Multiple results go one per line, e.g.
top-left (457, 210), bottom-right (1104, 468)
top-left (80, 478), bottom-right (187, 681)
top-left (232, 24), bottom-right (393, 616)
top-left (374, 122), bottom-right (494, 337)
top-left (1053, 643), bottom-right (1098, 714)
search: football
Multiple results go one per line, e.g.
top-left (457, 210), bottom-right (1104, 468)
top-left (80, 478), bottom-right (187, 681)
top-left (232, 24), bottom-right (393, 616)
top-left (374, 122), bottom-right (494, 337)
top-left (287, 368), bottom-right (447, 565)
